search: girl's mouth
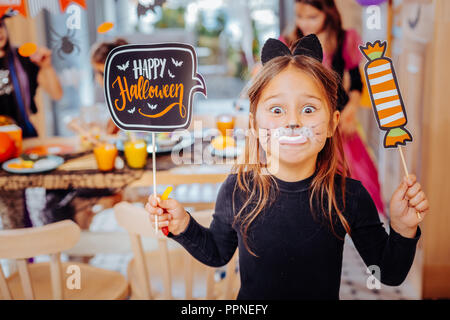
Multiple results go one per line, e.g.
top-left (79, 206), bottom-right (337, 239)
top-left (278, 135), bottom-right (308, 145)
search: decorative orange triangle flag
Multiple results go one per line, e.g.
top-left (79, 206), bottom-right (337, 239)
top-left (0, 0), bottom-right (27, 18)
top-left (59, 0), bottom-right (86, 12)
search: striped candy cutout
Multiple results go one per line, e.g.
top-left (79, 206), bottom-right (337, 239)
top-left (360, 41), bottom-right (412, 148)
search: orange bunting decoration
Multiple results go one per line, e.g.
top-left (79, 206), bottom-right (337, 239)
top-left (97, 22), bottom-right (114, 34)
top-left (0, 0), bottom-right (27, 17)
top-left (18, 43), bottom-right (37, 57)
top-left (360, 41), bottom-right (413, 148)
top-left (59, 0), bottom-right (86, 12)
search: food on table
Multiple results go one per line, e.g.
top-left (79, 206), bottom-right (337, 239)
top-left (24, 145), bottom-right (47, 157)
top-left (124, 139), bottom-right (147, 169)
top-left (93, 143), bottom-right (118, 171)
top-left (24, 144), bottom-right (75, 157)
top-left (5, 156), bottom-right (62, 171)
top-left (0, 124), bottom-right (22, 157)
top-left (0, 115), bottom-right (16, 126)
top-left (211, 135), bottom-right (236, 151)
top-left (80, 131), bottom-right (101, 150)
top-left (0, 132), bottom-right (16, 163)
top-left (7, 160), bottom-right (34, 169)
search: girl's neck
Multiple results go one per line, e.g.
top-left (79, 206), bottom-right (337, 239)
top-left (267, 157), bottom-right (317, 182)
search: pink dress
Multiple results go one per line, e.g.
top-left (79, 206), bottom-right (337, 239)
top-left (280, 31), bottom-right (385, 216)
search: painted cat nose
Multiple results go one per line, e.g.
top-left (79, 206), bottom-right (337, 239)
top-left (287, 124), bottom-right (300, 130)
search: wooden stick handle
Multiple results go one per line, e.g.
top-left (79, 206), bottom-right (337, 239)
top-left (398, 145), bottom-right (409, 177)
top-left (397, 146), bottom-right (421, 220)
top-left (152, 132), bottom-right (158, 233)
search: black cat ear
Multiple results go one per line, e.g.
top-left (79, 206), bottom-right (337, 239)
top-left (261, 38), bottom-right (292, 65)
top-left (292, 34), bottom-right (323, 63)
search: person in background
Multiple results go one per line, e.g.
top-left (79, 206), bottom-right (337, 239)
top-left (90, 38), bottom-right (128, 135)
top-left (0, 12), bottom-right (62, 138)
top-left (280, 0), bottom-right (385, 215)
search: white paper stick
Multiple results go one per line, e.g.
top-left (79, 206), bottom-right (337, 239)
top-left (153, 132), bottom-right (158, 233)
top-left (398, 146), bottom-right (421, 220)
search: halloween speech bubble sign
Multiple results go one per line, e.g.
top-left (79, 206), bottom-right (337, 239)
top-left (104, 43), bottom-right (207, 132)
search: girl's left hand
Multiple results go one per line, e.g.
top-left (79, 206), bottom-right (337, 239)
top-left (389, 174), bottom-right (429, 238)
top-left (30, 47), bottom-right (53, 68)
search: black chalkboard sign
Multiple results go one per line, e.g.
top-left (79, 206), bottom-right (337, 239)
top-left (103, 43), bottom-right (207, 132)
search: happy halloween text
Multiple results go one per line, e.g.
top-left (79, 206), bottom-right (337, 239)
top-left (111, 58), bottom-right (185, 119)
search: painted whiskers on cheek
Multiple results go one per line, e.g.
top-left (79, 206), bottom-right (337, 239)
top-left (309, 121), bottom-right (328, 143)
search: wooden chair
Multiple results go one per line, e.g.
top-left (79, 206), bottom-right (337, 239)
top-left (114, 202), bottom-right (240, 300)
top-left (0, 220), bottom-right (129, 300)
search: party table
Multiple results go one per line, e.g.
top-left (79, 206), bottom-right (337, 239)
top-left (0, 131), bottom-right (234, 229)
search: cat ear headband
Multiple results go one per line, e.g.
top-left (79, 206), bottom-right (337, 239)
top-left (260, 34), bottom-right (349, 110)
top-left (261, 34), bottom-right (323, 65)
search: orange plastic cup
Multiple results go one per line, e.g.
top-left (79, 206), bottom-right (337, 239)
top-left (216, 114), bottom-right (235, 136)
top-left (124, 139), bottom-right (147, 169)
top-left (0, 125), bottom-right (22, 157)
top-left (93, 143), bottom-right (117, 171)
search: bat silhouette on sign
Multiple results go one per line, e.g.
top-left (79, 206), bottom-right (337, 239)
top-left (147, 103), bottom-right (158, 110)
top-left (171, 57), bottom-right (183, 67)
top-left (128, 107), bottom-right (136, 114)
top-left (137, 0), bottom-right (166, 18)
top-left (117, 61), bottom-right (129, 71)
top-left (168, 70), bottom-right (175, 78)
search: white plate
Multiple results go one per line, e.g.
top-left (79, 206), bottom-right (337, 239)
top-left (2, 155), bottom-right (64, 174)
top-left (209, 139), bottom-right (245, 158)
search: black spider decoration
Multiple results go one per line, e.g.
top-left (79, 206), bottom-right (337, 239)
top-left (49, 27), bottom-right (81, 60)
top-left (137, 0), bottom-right (166, 18)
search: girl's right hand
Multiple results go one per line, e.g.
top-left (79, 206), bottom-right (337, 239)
top-left (145, 194), bottom-right (190, 236)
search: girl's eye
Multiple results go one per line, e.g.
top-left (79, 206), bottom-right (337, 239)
top-left (270, 106), bottom-right (284, 115)
top-left (302, 105), bottom-right (316, 114)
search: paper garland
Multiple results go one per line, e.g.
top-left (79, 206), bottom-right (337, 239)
top-left (0, 1), bottom-right (27, 18)
top-left (0, 0), bottom-right (87, 18)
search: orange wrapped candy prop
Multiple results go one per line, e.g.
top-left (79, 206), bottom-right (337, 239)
top-left (359, 40), bottom-right (412, 148)
top-left (360, 40), bottom-right (421, 220)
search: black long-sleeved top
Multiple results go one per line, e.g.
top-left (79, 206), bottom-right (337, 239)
top-left (169, 173), bottom-right (421, 300)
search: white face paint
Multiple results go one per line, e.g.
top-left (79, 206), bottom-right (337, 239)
top-left (260, 125), bottom-right (318, 146)
top-left (272, 126), bottom-right (314, 144)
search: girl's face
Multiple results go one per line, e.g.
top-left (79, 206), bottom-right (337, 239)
top-left (0, 23), bottom-right (8, 50)
top-left (254, 65), bottom-right (339, 167)
top-left (295, 3), bottom-right (326, 36)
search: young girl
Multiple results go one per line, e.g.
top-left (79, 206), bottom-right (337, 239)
top-left (145, 35), bottom-right (429, 300)
top-left (281, 0), bottom-right (385, 216)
